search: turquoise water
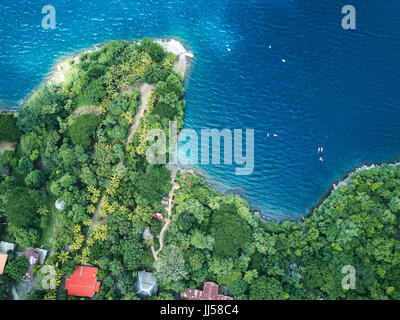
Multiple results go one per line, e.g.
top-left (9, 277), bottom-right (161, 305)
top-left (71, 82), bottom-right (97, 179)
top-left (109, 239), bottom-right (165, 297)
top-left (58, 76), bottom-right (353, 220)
top-left (1, 1), bottom-right (400, 220)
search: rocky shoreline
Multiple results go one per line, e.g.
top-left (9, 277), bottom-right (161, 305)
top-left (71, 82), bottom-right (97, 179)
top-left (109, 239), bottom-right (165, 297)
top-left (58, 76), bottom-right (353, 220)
top-left (183, 157), bottom-right (400, 224)
top-left (0, 38), bottom-right (193, 112)
top-left (306, 157), bottom-right (400, 220)
top-left (45, 37), bottom-right (194, 87)
top-left (2, 38), bottom-right (399, 224)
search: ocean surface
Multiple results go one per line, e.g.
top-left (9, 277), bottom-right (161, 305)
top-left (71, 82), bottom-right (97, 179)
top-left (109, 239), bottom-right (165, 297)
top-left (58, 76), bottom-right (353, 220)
top-left (1, 0), bottom-right (400, 220)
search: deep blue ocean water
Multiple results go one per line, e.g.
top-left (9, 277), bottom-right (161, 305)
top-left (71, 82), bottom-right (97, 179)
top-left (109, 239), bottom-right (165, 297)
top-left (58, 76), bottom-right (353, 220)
top-left (1, 1), bottom-right (400, 220)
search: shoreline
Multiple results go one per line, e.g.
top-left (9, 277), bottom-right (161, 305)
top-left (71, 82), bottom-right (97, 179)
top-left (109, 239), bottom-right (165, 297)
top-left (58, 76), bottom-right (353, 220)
top-left (0, 37), bottom-right (194, 112)
top-left (306, 156), bottom-right (400, 220)
top-left (182, 165), bottom-right (284, 222)
top-left (182, 156), bottom-right (400, 224)
top-left (0, 43), bottom-right (105, 113)
top-left (1, 38), bottom-right (399, 224)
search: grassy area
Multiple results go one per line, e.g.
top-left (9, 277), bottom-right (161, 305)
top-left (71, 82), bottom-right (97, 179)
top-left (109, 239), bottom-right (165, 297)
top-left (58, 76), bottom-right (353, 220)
top-left (74, 95), bottom-right (95, 108)
top-left (153, 237), bottom-right (160, 251)
top-left (72, 105), bottom-right (100, 118)
top-left (39, 196), bottom-right (63, 250)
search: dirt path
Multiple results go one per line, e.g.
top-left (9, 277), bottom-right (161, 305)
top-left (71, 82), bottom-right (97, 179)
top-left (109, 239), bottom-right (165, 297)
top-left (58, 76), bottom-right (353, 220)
top-left (151, 169), bottom-right (179, 261)
top-left (86, 83), bottom-right (155, 240)
top-left (126, 83), bottom-right (156, 147)
top-left (86, 198), bottom-right (103, 240)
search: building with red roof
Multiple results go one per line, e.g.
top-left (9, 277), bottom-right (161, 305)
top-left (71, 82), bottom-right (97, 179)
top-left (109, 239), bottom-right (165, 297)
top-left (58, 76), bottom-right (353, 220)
top-left (0, 253), bottom-right (8, 275)
top-left (181, 282), bottom-right (233, 300)
top-left (65, 266), bottom-right (101, 297)
top-left (153, 212), bottom-right (164, 221)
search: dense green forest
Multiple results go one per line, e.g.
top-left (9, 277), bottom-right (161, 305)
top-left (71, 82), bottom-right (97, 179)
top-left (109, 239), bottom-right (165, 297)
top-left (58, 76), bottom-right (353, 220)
top-left (0, 113), bottom-right (20, 142)
top-left (0, 39), bottom-right (399, 300)
top-left (166, 166), bottom-right (400, 300)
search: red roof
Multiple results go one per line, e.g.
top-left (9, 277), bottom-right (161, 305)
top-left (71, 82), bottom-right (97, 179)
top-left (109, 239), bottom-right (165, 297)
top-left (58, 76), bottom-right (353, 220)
top-left (181, 282), bottom-right (233, 300)
top-left (0, 254), bottom-right (7, 275)
top-left (153, 212), bottom-right (164, 220)
top-left (65, 266), bottom-right (101, 297)
top-left (203, 282), bottom-right (219, 297)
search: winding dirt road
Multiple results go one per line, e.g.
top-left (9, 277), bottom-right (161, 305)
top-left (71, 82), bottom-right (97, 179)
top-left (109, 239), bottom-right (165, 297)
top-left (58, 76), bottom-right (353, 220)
top-left (151, 176), bottom-right (180, 261)
top-left (86, 83), bottom-right (155, 240)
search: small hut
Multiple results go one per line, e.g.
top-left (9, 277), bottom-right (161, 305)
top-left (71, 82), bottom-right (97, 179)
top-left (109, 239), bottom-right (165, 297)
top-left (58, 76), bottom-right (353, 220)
top-left (55, 199), bottom-right (65, 211)
top-left (142, 227), bottom-right (153, 241)
top-left (0, 241), bottom-right (15, 254)
top-left (134, 271), bottom-right (159, 298)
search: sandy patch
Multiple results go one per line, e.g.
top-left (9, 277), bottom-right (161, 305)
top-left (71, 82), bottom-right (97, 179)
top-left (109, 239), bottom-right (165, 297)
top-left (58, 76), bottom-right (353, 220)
top-left (119, 84), bottom-right (135, 94)
top-left (0, 141), bottom-right (15, 153)
top-left (72, 105), bottom-right (101, 117)
top-left (47, 47), bottom-right (101, 86)
top-left (125, 83), bottom-right (156, 146)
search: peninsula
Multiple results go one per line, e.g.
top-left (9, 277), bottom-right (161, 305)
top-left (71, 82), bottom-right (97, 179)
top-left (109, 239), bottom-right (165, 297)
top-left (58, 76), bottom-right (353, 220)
top-left (0, 38), bottom-right (399, 301)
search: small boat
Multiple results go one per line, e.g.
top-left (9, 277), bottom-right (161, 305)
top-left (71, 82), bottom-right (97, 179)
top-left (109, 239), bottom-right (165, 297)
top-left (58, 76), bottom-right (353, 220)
top-left (321, 147), bottom-right (324, 152)
top-left (227, 47), bottom-right (231, 52)
top-left (273, 133), bottom-right (278, 137)
top-left (268, 45), bottom-right (272, 49)
top-left (319, 157), bottom-right (324, 162)
top-left (318, 147), bottom-right (321, 153)
top-left (267, 133), bottom-right (270, 137)
top-left (282, 58), bottom-right (286, 63)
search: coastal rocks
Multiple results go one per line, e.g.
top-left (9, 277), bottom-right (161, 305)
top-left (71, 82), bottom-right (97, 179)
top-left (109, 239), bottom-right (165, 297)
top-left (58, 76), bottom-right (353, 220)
top-left (47, 39), bottom-right (192, 87)
top-left (48, 47), bottom-right (99, 85)
top-left (155, 39), bottom-right (193, 77)
top-left (313, 161), bottom-right (400, 213)
top-left (252, 210), bottom-right (261, 217)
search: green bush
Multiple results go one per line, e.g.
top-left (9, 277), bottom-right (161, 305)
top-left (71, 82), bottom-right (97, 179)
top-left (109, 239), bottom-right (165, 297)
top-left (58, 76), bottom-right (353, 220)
top-left (152, 102), bottom-right (177, 119)
top-left (18, 87), bottom-right (66, 132)
top-left (142, 64), bottom-right (169, 84)
top-left (4, 256), bottom-right (29, 281)
top-left (82, 77), bottom-right (107, 105)
top-left (69, 114), bottom-right (100, 148)
top-left (140, 38), bottom-right (166, 62)
top-left (0, 113), bottom-right (21, 142)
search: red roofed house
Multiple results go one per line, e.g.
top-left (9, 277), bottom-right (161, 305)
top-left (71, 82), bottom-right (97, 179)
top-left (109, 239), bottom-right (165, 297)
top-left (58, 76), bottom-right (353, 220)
top-left (181, 282), bottom-right (233, 300)
top-left (0, 253), bottom-right (8, 275)
top-left (153, 212), bottom-right (164, 221)
top-left (65, 266), bottom-right (101, 297)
